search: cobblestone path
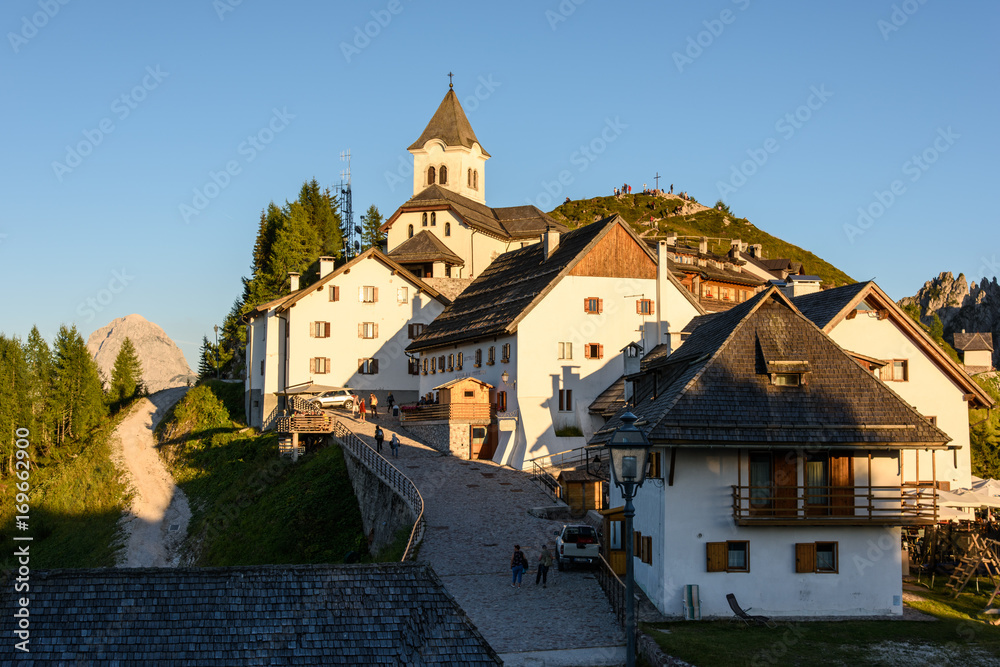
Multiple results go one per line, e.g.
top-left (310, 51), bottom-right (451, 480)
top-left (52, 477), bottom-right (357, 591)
top-left (343, 414), bottom-right (625, 657)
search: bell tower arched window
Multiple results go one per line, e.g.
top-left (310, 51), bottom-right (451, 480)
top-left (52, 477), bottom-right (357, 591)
top-left (473, 170), bottom-right (478, 190)
top-left (408, 224), bottom-right (414, 238)
top-left (427, 166), bottom-right (435, 185)
top-left (430, 212), bottom-right (436, 226)
top-left (439, 165), bottom-right (448, 185)
top-left (445, 222), bottom-right (451, 237)
top-left (467, 168), bottom-right (472, 186)
top-left (422, 213), bottom-right (428, 227)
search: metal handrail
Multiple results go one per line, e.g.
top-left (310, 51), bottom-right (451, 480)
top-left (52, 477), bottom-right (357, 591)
top-left (595, 553), bottom-right (626, 629)
top-left (330, 420), bottom-right (425, 561)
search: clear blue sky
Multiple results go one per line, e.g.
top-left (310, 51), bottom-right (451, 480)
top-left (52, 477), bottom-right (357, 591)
top-left (2, 1), bottom-right (997, 368)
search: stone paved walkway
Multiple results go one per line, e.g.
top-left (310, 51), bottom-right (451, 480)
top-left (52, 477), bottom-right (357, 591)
top-left (341, 414), bottom-right (625, 659)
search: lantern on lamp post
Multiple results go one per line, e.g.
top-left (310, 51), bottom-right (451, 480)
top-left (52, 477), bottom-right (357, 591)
top-left (607, 411), bottom-right (651, 667)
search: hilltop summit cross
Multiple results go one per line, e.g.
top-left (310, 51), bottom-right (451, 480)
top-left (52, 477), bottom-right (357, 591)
top-left (654, 172), bottom-right (661, 190)
top-left (448, 71), bottom-right (453, 88)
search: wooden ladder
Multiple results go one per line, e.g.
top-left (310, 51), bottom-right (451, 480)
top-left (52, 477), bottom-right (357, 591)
top-left (945, 534), bottom-right (1000, 599)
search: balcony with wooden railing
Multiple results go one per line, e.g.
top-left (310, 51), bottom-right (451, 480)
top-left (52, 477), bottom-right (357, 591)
top-left (275, 413), bottom-right (336, 434)
top-left (732, 484), bottom-right (939, 526)
top-left (398, 403), bottom-right (493, 423)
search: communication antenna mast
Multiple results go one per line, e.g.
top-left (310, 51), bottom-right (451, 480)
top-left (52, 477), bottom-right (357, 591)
top-left (339, 149), bottom-right (356, 259)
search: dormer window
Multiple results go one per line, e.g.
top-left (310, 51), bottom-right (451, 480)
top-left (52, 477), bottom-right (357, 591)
top-left (439, 165), bottom-right (448, 185)
top-left (427, 166), bottom-right (436, 185)
top-left (772, 373), bottom-right (801, 386)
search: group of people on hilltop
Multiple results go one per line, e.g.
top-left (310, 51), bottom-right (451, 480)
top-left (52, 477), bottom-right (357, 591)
top-left (613, 183), bottom-right (632, 196)
top-left (613, 181), bottom-right (691, 199)
top-left (509, 544), bottom-right (553, 589)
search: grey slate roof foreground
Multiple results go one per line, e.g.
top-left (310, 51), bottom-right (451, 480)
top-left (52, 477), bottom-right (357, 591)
top-left (593, 287), bottom-right (951, 448)
top-left (1, 563), bottom-right (502, 666)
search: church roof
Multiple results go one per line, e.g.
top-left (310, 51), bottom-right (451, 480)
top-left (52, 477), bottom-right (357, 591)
top-left (384, 184), bottom-right (566, 241)
top-left (408, 88), bottom-right (491, 157)
top-left (592, 288), bottom-right (952, 449)
top-left (388, 230), bottom-right (465, 266)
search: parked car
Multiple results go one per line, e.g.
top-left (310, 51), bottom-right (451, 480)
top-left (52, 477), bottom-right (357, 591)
top-left (309, 389), bottom-right (359, 411)
top-left (555, 524), bottom-right (600, 570)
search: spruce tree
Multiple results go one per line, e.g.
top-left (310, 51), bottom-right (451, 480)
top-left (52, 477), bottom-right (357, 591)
top-left (51, 325), bottom-right (106, 443)
top-left (24, 326), bottom-right (54, 454)
top-left (360, 204), bottom-right (385, 251)
top-left (0, 334), bottom-right (29, 474)
top-left (198, 336), bottom-right (216, 381)
top-left (109, 337), bottom-right (144, 409)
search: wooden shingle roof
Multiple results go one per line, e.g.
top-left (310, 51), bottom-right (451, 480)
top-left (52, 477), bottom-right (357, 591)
top-left (589, 375), bottom-right (627, 417)
top-left (1, 563), bottom-right (502, 665)
top-left (407, 215), bottom-right (663, 353)
top-left (954, 331), bottom-right (994, 352)
top-left (593, 288), bottom-right (952, 449)
top-left (383, 185), bottom-right (566, 241)
top-left (388, 230), bottom-right (465, 266)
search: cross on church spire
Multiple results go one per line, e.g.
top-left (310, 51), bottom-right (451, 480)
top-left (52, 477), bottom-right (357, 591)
top-left (448, 71), bottom-right (454, 89)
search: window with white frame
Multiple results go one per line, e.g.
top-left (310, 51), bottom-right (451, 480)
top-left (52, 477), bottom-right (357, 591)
top-left (397, 287), bottom-right (408, 303)
top-left (558, 342), bottom-right (572, 360)
top-left (359, 286), bottom-right (377, 303)
top-left (359, 322), bottom-right (378, 339)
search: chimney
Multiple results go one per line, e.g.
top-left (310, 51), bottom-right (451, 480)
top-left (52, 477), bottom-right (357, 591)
top-left (542, 229), bottom-right (561, 258)
top-left (319, 256), bottom-right (335, 279)
top-left (656, 241), bottom-right (668, 349)
top-left (729, 239), bottom-right (742, 261)
top-left (699, 236), bottom-right (708, 255)
top-left (288, 272), bottom-right (300, 292)
top-left (750, 243), bottom-right (762, 258)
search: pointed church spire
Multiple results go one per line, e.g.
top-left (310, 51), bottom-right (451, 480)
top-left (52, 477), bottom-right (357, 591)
top-left (408, 87), bottom-right (490, 157)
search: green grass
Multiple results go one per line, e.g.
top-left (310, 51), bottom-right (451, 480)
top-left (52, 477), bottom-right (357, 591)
top-left (0, 407), bottom-right (132, 569)
top-left (158, 383), bottom-right (371, 566)
top-left (549, 194), bottom-right (854, 287)
top-left (644, 580), bottom-right (1000, 666)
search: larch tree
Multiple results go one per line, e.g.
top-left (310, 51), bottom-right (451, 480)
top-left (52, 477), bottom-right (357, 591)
top-left (109, 337), bottom-right (145, 410)
top-left (360, 204), bottom-right (385, 252)
top-left (51, 325), bottom-right (106, 444)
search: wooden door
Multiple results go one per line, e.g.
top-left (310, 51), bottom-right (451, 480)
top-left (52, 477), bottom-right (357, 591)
top-left (773, 452), bottom-right (798, 517)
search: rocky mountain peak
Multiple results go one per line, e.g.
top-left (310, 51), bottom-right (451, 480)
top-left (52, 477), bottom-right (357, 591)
top-left (87, 314), bottom-right (196, 393)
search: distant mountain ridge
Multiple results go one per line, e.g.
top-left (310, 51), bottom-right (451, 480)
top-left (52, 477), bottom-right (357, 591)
top-left (548, 193), bottom-right (853, 287)
top-left (87, 314), bottom-right (196, 393)
top-left (900, 272), bottom-right (1000, 367)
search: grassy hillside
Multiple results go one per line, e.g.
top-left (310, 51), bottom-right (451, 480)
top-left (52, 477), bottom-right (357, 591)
top-left (157, 381), bottom-right (371, 566)
top-left (0, 409), bottom-right (131, 569)
top-left (549, 194), bottom-right (854, 287)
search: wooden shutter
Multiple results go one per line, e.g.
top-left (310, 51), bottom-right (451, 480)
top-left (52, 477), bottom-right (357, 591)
top-left (309, 358), bottom-right (315, 374)
top-left (796, 543), bottom-right (816, 573)
top-left (648, 451), bottom-right (661, 479)
top-left (358, 286), bottom-right (364, 302)
top-left (324, 358), bottom-right (330, 374)
top-left (598, 298), bottom-right (603, 313)
top-left (642, 536), bottom-right (652, 564)
top-left (636, 300), bottom-right (642, 314)
top-left (334, 285), bottom-right (339, 301)
top-left (598, 344), bottom-right (604, 359)
top-left (558, 390), bottom-right (564, 412)
top-left (634, 531), bottom-right (642, 555)
top-left (584, 297), bottom-right (590, 313)
top-left (374, 323), bottom-right (379, 338)
top-left (358, 359), bottom-right (365, 374)
top-left (830, 454), bottom-right (854, 516)
top-left (372, 358), bottom-right (379, 374)
top-left (774, 453), bottom-right (798, 517)
top-left (408, 324), bottom-right (414, 339)
top-left (358, 323), bottom-right (363, 338)
top-left (309, 323), bottom-right (316, 338)
top-left (706, 542), bottom-right (726, 572)
top-left (584, 345), bottom-right (591, 359)
top-left (373, 286), bottom-right (378, 302)
top-left (324, 322), bottom-right (330, 337)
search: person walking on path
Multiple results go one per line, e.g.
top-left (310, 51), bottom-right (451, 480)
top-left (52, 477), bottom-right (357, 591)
top-left (358, 397), bottom-right (366, 423)
top-left (386, 392), bottom-right (395, 414)
top-left (374, 426), bottom-right (384, 453)
top-left (536, 545), bottom-right (552, 588)
top-left (390, 432), bottom-right (400, 458)
top-left (369, 393), bottom-right (379, 418)
top-left (510, 545), bottom-right (528, 588)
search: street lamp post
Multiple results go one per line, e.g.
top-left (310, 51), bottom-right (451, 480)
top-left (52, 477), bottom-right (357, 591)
top-left (213, 325), bottom-right (219, 379)
top-left (607, 411), bottom-right (652, 667)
